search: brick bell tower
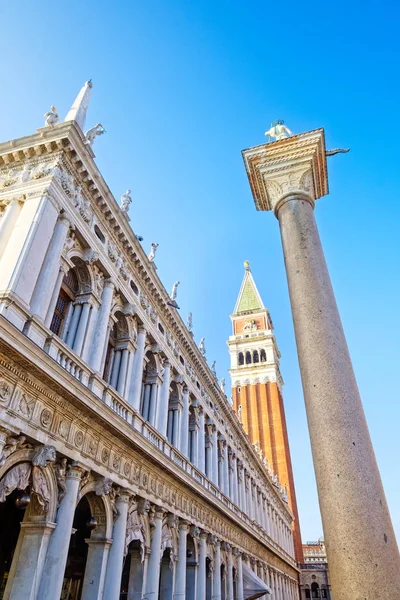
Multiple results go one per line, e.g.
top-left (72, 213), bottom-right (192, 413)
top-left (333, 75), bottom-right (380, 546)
top-left (228, 261), bottom-right (304, 562)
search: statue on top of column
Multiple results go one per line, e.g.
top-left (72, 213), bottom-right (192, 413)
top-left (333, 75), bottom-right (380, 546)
top-left (120, 189), bottom-right (132, 214)
top-left (265, 120), bottom-right (292, 141)
top-left (199, 337), bottom-right (206, 356)
top-left (85, 123), bottom-right (105, 146)
top-left (44, 106), bottom-right (60, 128)
top-left (148, 242), bottom-right (159, 262)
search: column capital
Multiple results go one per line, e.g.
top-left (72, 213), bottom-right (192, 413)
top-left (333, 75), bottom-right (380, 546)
top-left (199, 530), bottom-right (209, 540)
top-left (242, 128), bottom-right (328, 215)
top-left (66, 462), bottom-right (86, 480)
top-left (103, 278), bottom-right (115, 290)
top-left (178, 519), bottom-right (191, 532)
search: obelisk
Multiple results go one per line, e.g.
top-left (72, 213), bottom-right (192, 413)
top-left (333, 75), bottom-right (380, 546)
top-left (242, 127), bottom-right (400, 599)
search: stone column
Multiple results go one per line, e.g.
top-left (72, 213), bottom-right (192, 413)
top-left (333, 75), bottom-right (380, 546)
top-left (0, 197), bottom-right (23, 259)
top-left (179, 386), bottom-right (190, 457)
top-left (226, 544), bottom-right (234, 600)
top-left (197, 531), bottom-right (208, 600)
top-left (38, 463), bottom-right (83, 600)
top-left (117, 348), bottom-right (130, 396)
top-left (44, 264), bottom-right (67, 327)
top-left (127, 547), bottom-right (143, 600)
top-left (198, 408), bottom-right (205, 473)
top-left (73, 301), bottom-right (91, 355)
top-left (242, 130), bottom-right (400, 598)
top-left (236, 551), bottom-right (244, 600)
top-left (81, 538), bottom-right (112, 600)
top-left (88, 279), bottom-right (115, 372)
top-left (211, 425), bottom-right (218, 486)
top-left (143, 506), bottom-right (164, 598)
top-left (128, 326), bottom-right (146, 410)
top-left (175, 520), bottom-right (189, 599)
top-left (156, 359), bottom-right (171, 436)
top-left (213, 539), bottom-right (221, 600)
top-left (223, 443), bottom-right (229, 496)
top-left (30, 214), bottom-right (71, 320)
top-left (103, 491), bottom-right (132, 599)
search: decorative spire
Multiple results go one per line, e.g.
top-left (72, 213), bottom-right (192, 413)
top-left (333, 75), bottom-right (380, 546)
top-left (64, 80), bottom-right (93, 131)
top-left (233, 262), bottom-right (265, 314)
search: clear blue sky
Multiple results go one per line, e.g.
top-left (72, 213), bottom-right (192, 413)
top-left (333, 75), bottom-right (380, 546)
top-left (1, 1), bottom-right (399, 543)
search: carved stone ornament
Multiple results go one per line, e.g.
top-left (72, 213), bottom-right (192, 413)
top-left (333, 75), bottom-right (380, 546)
top-left (18, 394), bottom-right (35, 419)
top-left (58, 168), bottom-right (76, 198)
top-left (54, 458), bottom-right (67, 505)
top-left (40, 408), bottom-right (52, 428)
top-left (0, 434), bottom-right (32, 467)
top-left (0, 380), bottom-right (12, 402)
top-left (94, 477), bottom-right (113, 497)
top-left (108, 241), bottom-right (118, 263)
top-left (93, 267), bottom-right (105, 296)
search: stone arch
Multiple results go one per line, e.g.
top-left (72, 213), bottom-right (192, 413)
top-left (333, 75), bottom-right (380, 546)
top-left (79, 479), bottom-right (114, 539)
top-left (0, 446), bottom-right (58, 521)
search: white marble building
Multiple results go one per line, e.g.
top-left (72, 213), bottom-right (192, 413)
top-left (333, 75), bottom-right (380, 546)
top-left (0, 83), bottom-right (299, 599)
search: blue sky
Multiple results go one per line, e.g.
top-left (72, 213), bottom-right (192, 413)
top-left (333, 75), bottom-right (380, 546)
top-left (1, 1), bottom-right (399, 543)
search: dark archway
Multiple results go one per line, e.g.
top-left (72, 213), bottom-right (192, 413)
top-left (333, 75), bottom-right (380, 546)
top-left (0, 489), bottom-right (27, 598)
top-left (62, 496), bottom-right (92, 600)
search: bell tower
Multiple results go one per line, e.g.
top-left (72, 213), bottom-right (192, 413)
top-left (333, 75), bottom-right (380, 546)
top-left (228, 261), bottom-right (304, 562)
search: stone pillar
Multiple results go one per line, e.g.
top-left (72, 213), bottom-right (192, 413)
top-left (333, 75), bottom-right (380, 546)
top-left (223, 443), bottom-right (229, 496)
top-left (143, 506), bottom-right (164, 598)
top-left (44, 264), bottom-right (67, 327)
top-left (242, 130), bottom-right (400, 598)
top-left (156, 360), bottom-right (171, 437)
top-left (103, 491), bottom-right (132, 599)
top-left (198, 408), bottom-right (205, 473)
top-left (117, 348), bottom-right (130, 396)
top-left (175, 520), bottom-right (189, 599)
top-left (0, 197), bottom-right (23, 259)
top-left (213, 539), bottom-right (221, 600)
top-left (88, 279), bottom-right (115, 372)
top-left (236, 551), bottom-right (244, 600)
top-left (226, 544), bottom-right (234, 600)
top-left (246, 475), bottom-right (253, 520)
top-left (128, 326), bottom-right (146, 410)
top-left (81, 538), bottom-right (112, 600)
top-left (30, 214), bottom-right (71, 320)
top-left (38, 464), bottom-right (83, 600)
top-left (127, 547), bottom-right (143, 600)
top-left (211, 425), bottom-right (218, 485)
top-left (73, 301), bottom-right (91, 355)
top-left (180, 386), bottom-right (190, 457)
top-left (197, 531), bottom-right (208, 600)
top-left (3, 519), bottom-right (55, 600)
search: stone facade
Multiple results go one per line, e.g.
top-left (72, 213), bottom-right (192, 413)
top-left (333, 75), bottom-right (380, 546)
top-left (0, 85), bottom-right (300, 599)
top-left (299, 541), bottom-right (331, 599)
top-left (228, 263), bottom-right (304, 563)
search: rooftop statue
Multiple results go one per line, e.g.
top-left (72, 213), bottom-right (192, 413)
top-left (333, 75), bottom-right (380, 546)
top-left (44, 106), bottom-right (60, 128)
top-left (326, 148), bottom-right (350, 156)
top-left (211, 361), bottom-right (217, 377)
top-left (148, 242), bottom-right (159, 262)
top-left (220, 378), bottom-right (226, 394)
top-left (199, 337), bottom-right (206, 356)
top-left (265, 119), bottom-right (292, 141)
top-left (170, 281), bottom-right (180, 301)
top-left (187, 312), bottom-right (193, 332)
top-left (85, 123), bottom-right (105, 146)
top-left (120, 189), bottom-right (132, 214)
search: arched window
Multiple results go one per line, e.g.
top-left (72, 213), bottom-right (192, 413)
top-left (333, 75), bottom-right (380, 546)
top-left (305, 591), bottom-right (311, 599)
top-left (238, 352), bottom-right (244, 366)
top-left (311, 582), bottom-right (321, 598)
top-left (260, 349), bottom-right (267, 362)
top-left (245, 351), bottom-right (252, 364)
top-left (50, 268), bottom-right (78, 337)
top-left (253, 350), bottom-right (259, 363)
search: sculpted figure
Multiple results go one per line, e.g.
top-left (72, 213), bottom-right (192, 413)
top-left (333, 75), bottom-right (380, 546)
top-left (55, 458), bottom-right (67, 504)
top-left (95, 476), bottom-right (113, 496)
top-left (32, 445), bottom-right (56, 468)
top-left (85, 123), bottom-right (105, 146)
top-left (148, 242), bottom-right (159, 262)
top-left (220, 378), bottom-right (226, 393)
top-left (0, 463), bottom-right (31, 503)
top-left (187, 312), bottom-right (193, 332)
top-left (120, 189), bottom-right (132, 213)
top-left (44, 106), bottom-right (60, 128)
top-left (199, 337), bottom-right (206, 356)
top-left (170, 281), bottom-right (180, 301)
top-left (265, 119), bottom-right (292, 141)
top-left (109, 485), bottom-right (120, 520)
top-left (237, 404), bottom-right (242, 422)
top-left (211, 361), bottom-right (217, 377)
top-left (0, 434), bottom-right (32, 467)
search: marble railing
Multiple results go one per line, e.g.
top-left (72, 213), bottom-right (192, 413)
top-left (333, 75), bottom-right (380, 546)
top-left (42, 333), bottom-right (294, 564)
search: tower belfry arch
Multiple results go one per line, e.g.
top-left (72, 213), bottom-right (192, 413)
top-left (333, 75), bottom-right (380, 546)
top-left (228, 261), bottom-right (304, 562)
